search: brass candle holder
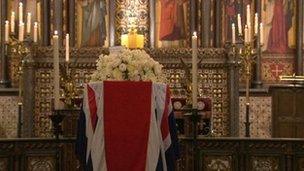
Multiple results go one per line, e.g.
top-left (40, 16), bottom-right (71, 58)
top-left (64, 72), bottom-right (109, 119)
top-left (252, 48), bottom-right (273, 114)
top-left (60, 62), bottom-right (80, 108)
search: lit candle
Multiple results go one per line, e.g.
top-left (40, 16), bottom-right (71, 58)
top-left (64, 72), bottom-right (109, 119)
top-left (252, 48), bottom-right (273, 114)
top-left (33, 22), bottom-right (38, 43)
top-left (237, 14), bottom-right (242, 35)
top-left (192, 32), bottom-right (198, 109)
top-left (244, 25), bottom-right (248, 43)
top-left (246, 5), bottom-right (251, 27)
top-left (18, 2), bottom-right (23, 24)
top-left (10, 12), bottom-right (15, 33)
top-left (248, 22), bottom-right (251, 42)
top-left (254, 13), bottom-right (258, 35)
top-left (53, 31), bottom-right (60, 110)
top-left (260, 23), bottom-right (264, 45)
top-left (26, 13), bottom-right (31, 34)
top-left (232, 23), bottom-right (236, 44)
top-left (65, 33), bottom-right (70, 62)
top-left (5, 20), bottom-right (9, 42)
top-left (18, 22), bottom-right (24, 41)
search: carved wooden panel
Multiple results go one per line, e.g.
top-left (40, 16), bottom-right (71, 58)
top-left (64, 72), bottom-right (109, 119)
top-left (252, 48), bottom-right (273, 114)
top-left (0, 96), bottom-right (19, 138)
top-left (27, 156), bottom-right (56, 171)
top-left (203, 155), bottom-right (232, 171)
top-left (0, 158), bottom-right (8, 171)
top-left (250, 156), bottom-right (280, 171)
top-left (239, 96), bottom-right (272, 138)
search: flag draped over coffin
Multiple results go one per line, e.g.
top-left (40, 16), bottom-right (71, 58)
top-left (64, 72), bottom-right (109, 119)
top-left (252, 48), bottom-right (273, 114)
top-left (76, 81), bottom-right (179, 171)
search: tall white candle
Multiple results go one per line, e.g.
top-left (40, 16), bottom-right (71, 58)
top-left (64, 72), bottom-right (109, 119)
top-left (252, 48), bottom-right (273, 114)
top-left (18, 22), bottom-right (24, 41)
top-left (10, 12), bottom-right (15, 33)
top-left (232, 23), bottom-right (236, 44)
top-left (254, 13), bottom-right (258, 35)
top-left (192, 32), bottom-right (198, 109)
top-left (244, 25), bottom-right (248, 43)
top-left (260, 23), bottom-right (264, 45)
top-left (26, 13), bottom-right (31, 34)
top-left (53, 31), bottom-right (60, 110)
top-left (33, 22), bottom-right (38, 43)
top-left (246, 5), bottom-right (251, 27)
top-left (65, 34), bottom-right (70, 62)
top-left (5, 20), bottom-right (9, 42)
top-left (18, 2), bottom-right (23, 24)
top-left (237, 14), bottom-right (242, 35)
top-left (248, 22), bottom-right (251, 42)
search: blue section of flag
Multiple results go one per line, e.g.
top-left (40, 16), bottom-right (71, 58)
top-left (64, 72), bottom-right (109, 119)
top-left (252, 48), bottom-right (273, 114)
top-left (75, 109), bottom-right (93, 171)
top-left (156, 111), bottom-right (180, 171)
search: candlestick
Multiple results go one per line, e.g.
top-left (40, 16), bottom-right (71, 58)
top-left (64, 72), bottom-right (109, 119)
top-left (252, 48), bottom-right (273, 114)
top-left (232, 23), bottom-right (236, 44)
top-left (65, 34), bottom-right (70, 62)
top-left (33, 22), bottom-right (38, 43)
top-left (10, 12), bottom-right (15, 33)
top-left (18, 22), bottom-right (24, 41)
top-left (254, 13), bottom-right (258, 35)
top-left (19, 2), bottom-right (23, 24)
top-left (26, 13), bottom-right (31, 34)
top-left (192, 32), bottom-right (198, 109)
top-left (260, 23), bottom-right (264, 45)
top-left (244, 25), bottom-right (248, 43)
top-left (53, 31), bottom-right (60, 110)
top-left (246, 5), bottom-right (251, 27)
top-left (5, 20), bottom-right (9, 42)
top-left (237, 14), bottom-right (242, 35)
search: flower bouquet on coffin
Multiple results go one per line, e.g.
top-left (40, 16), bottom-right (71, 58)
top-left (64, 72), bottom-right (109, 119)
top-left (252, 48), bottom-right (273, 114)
top-left (91, 49), bottom-right (165, 82)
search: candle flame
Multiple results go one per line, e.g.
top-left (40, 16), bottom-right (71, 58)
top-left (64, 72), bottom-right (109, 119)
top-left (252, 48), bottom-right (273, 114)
top-left (54, 30), bottom-right (58, 35)
top-left (19, 2), bottom-right (23, 6)
top-left (193, 31), bottom-right (197, 37)
top-left (5, 20), bottom-right (9, 24)
top-left (34, 22), bottom-right (38, 26)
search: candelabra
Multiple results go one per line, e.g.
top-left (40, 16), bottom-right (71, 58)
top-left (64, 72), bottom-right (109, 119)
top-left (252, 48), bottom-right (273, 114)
top-left (60, 63), bottom-right (80, 108)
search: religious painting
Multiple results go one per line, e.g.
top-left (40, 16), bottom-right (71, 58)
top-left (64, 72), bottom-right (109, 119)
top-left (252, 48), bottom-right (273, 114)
top-left (155, 0), bottom-right (190, 48)
top-left (261, 0), bottom-right (296, 53)
top-left (76, 0), bottom-right (109, 47)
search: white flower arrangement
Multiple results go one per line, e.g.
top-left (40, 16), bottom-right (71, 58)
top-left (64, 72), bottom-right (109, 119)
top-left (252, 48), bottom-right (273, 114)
top-left (91, 49), bottom-right (165, 82)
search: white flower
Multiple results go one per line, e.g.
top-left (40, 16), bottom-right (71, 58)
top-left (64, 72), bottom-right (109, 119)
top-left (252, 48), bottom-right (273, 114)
top-left (119, 63), bottom-right (127, 72)
top-left (90, 49), bottom-right (165, 83)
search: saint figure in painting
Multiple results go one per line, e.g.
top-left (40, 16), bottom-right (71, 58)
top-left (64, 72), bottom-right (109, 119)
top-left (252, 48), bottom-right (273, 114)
top-left (266, 0), bottom-right (294, 53)
top-left (80, 0), bottom-right (106, 47)
top-left (159, 0), bottom-right (187, 41)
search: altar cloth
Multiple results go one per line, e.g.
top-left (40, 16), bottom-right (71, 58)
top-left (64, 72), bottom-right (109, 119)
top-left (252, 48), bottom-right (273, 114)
top-left (76, 81), bottom-right (179, 171)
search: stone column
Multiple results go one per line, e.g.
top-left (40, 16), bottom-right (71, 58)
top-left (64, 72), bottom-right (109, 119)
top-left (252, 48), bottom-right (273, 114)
top-left (42, 0), bottom-right (50, 46)
top-left (296, 0), bottom-right (303, 75)
top-left (0, 0), bottom-right (10, 88)
top-left (68, 0), bottom-right (75, 46)
top-left (253, 0), bottom-right (263, 88)
top-left (201, 0), bottom-right (210, 47)
top-left (54, 0), bottom-right (63, 46)
top-left (214, 0), bottom-right (221, 47)
top-left (109, 0), bottom-right (115, 46)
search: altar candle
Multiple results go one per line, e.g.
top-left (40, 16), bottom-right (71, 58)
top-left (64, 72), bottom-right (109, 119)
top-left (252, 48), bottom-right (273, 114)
top-left (254, 13), bottom-right (258, 35)
top-left (5, 21), bottom-right (9, 42)
top-left (10, 12), bottom-right (15, 33)
top-left (232, 23), bottom-right (236, 44)
top-left (53, 31), bottom-right (60, 110)
top-left (18, 22), bottom-right (24, 41)
top-left (237, 14), bottom-right (242, 35)
top-left (65, 34), bottom-right (70, 62)
top-left (26, 13), bottom-right (31, 34)
top-left (246, 5), bottom-right (250, 27)
top-left (33, 22), bottom-right (38, 43)
top-left (260, 23), bottom-right (264, 45)
top-left (19, 2), bottom-right (23, 24)
top-left (244, 25), bottom-right (248, 43)
top-left (248, 22), bottom-right (251, 42)
top-left (192, 32), bottom-right (198, 109)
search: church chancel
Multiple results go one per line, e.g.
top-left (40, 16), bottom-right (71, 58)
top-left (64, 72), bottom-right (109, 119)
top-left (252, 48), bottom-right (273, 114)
top-left (1, 0), bottom-right (304, 170)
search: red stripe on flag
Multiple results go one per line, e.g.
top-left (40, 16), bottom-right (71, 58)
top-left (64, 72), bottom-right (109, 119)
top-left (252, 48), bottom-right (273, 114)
top-left (161, 86), bottom-right (171, 140)
top-left (104, 81), bottom-right (152, 171)
top-left (87, 85), bottom-right (98, 131)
